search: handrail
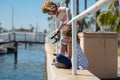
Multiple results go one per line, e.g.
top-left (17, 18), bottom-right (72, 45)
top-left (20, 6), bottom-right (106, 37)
top-left (0, 32), bottom-right (45, 43)
top-left (66, 0), bottom-right (114, 75)
top-left (67, 0), bottom-right (114, 25)
top-left (53, 0), bottom-right (114, 75)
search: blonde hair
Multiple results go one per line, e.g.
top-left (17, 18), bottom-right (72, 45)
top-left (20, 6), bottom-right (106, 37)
top-left (42, 1), bottom-right (60, 13)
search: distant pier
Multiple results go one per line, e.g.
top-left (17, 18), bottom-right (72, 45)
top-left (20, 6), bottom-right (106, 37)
top-left (0, 31), bottom-right (46, 62)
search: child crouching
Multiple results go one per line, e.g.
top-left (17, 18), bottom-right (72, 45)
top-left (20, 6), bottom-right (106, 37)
top-left (55, 25), bottom-right (89, 69)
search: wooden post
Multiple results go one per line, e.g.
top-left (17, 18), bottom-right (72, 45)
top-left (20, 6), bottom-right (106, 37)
top-left (14, 42), bottom-right (18, 64)
top-left (24, 32), bottom-right (27, 49)
top-left (8, 33), bottom-right (11, 41)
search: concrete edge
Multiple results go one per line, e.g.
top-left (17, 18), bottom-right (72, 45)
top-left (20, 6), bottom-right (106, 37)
top-left (45, 42), bottom-right (100, 80)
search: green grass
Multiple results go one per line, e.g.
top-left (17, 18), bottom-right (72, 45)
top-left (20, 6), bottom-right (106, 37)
top-left (118, 44), bottom-right (120, 56)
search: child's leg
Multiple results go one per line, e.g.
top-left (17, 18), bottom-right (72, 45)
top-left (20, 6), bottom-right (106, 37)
top-left (67, 43), bottom-right (72, 58)
top-left (60, 43), bottom-right (67, 53)
top-left (56, 53), bottom-right (71, 68)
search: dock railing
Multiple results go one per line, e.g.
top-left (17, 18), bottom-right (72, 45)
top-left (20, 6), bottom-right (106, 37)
top-left (0, 32), bottom-right (45, 44)
top-left (53, 0), bottom-right (114, 75)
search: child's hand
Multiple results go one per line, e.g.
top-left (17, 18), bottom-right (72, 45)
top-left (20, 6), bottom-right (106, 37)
top-left (54, 29), bottom-right (60, 35)
top-left (50, 29), bottom-right (60, 39)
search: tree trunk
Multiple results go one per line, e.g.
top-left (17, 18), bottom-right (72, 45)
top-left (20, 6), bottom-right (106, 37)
top-left (96, 11), bottom-right (100, 31)
top-left (81, 0), bottom-right (87, 31)
top-left (114, 0), bottom-right (119, 15)
top-left (95, 0), bottom-right (100, 32)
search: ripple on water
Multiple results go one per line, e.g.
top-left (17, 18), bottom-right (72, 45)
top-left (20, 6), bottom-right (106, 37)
top-left (0, 44), bottom-right (47, 80)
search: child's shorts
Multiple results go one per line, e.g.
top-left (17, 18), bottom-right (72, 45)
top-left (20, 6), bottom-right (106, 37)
top-left (56, 53), bottom-right (72, 69)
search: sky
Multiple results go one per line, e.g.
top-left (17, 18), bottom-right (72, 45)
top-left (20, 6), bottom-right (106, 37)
top-left (0, 0), bottom-right (107, 32)
top-left (0, 0), bottom-right (49, 32)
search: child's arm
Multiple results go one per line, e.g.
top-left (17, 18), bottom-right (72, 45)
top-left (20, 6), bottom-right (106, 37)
top-left (55, 8), bottom-right (70, 34)
top-left (54, 23), bottom-right (62, 34)
top-left (66, 8), bottom-right (70, 22)
top-left (67, 43), bottom-right (72, 58)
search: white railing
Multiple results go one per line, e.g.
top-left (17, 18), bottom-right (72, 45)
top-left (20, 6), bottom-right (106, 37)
top-left (67, 0), bottom-right (114, 24)
top-left (0, 32), bottom-right (45, 43)
top-left (60, 0), bottom-right (114, 75)
top-left (71, 0), bottom-right (77, 75)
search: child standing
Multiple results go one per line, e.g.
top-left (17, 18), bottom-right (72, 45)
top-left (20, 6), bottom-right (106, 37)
top-left (42, 1), bottom-right (70, 33)
top-left (42, 1), bottom-right (71, 59)
top-left (42, 1), bottom-right (88, 69)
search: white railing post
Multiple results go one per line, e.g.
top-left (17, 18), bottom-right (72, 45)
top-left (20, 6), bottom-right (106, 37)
top-left (55, 18), bottom-right (59, 54)
top-left (71, 0), bottom-right (77, 75)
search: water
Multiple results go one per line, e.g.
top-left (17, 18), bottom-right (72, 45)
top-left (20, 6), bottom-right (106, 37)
top-left (0, 44), bottom-right (47, 80)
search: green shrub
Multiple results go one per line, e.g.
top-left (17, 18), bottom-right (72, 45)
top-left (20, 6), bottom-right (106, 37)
top-left (118, 44), bottom-right (120, 56)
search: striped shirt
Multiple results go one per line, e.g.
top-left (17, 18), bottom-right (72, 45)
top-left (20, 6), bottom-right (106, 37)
top-left (61, 39), bottom-right (89, 69)
top-left (55, 7), bottom-right (67, 22)
top-left (76, 44), bottom-right (89, 69)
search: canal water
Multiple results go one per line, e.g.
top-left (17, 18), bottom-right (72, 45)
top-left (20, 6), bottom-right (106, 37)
top-left (0, 44), bottom-right (47, 80)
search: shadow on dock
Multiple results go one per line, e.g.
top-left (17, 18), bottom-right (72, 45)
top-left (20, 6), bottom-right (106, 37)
top-left (101, 77), bottom-right (120, 80)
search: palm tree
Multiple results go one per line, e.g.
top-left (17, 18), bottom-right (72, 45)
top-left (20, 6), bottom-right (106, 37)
top-left (85, 17), bottom-right (96, 29)
top-left (111, 0), bottom-right (120, 33)
top-left (97, 0), bottom-right (120, 34)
